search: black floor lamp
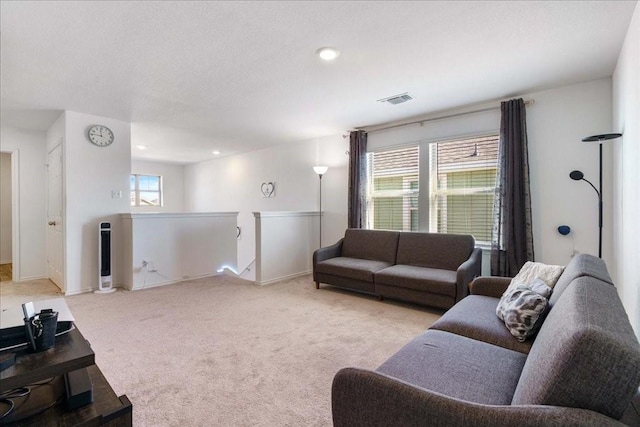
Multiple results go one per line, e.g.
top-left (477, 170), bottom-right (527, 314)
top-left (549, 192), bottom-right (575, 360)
top-left (313, 166), bottom-right (328, 248)
top-left (569, 133), bottom-right (621, 258)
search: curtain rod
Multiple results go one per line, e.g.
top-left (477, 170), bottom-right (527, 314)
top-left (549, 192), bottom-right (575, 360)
top-left (350, 99), bottom-right (534, 136)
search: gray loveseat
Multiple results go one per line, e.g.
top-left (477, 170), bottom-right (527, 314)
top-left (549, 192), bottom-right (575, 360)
top-left (313, 229), bottom-right (482, 309)
top-left (332, 253), bottom-right (640, 426)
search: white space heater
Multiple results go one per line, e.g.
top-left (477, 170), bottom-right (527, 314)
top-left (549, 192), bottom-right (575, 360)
top-left (95, 221), bottom-right (116, 294)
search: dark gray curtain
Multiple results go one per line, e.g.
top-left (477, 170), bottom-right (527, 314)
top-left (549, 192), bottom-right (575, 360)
top-left (348, 130), bottom-right (367, 228)
top-left (491, 98), bottom-right (534, 276)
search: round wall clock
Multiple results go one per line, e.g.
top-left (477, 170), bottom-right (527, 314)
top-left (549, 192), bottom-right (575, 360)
top-left (88, 125), bottom-right (114, 147)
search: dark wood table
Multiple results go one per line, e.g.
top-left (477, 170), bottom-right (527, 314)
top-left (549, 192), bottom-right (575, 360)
top-left (0, 326), bottom-right (132, 426)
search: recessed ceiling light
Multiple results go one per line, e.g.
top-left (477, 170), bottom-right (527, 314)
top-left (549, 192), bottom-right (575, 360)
top-left (212, 150), bottom-right (220, 155)
top-left (136, 145), bottom-right (147, 150)
top-left (316, 47), bottom-right (340, 61)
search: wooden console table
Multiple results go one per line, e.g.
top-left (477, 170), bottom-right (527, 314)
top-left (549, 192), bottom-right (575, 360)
top-left (0, 326), bottom-right (131, 426)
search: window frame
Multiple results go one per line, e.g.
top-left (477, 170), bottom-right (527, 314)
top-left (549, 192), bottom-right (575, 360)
top-left (366, 145), bottom-right (420, 232)
top-left (428, 135), bottom-right (499, 247)
top-left (130, 174), bottom-right (163, 207)
top-left (365, 133), bottom-right (499, 247)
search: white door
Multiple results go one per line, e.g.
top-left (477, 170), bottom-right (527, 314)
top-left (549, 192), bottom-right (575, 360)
top-left (47, 144), bottom-right (64, 290)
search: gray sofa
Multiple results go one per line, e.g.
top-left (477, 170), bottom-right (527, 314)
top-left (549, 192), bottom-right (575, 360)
top-left (332, 253), bottom-right (640, 426)
top-left (313, 229), bottom-right (482, 309)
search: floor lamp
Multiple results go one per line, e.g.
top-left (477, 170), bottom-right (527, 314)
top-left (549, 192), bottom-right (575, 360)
top-left (569, 133), bottom-right (621, 258)
top-left (313, 166), bottom-right (328, 248)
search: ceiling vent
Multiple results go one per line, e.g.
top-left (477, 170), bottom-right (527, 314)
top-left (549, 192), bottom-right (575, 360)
top-left (378, 93), bottom-right (414, 105)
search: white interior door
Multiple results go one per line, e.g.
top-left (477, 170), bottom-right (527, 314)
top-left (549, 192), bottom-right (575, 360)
top-left (47, 144), bottom-right (64, 290)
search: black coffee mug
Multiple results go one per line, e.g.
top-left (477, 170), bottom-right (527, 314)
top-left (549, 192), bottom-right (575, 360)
top-left (32, 311), bottom-right (58, 351)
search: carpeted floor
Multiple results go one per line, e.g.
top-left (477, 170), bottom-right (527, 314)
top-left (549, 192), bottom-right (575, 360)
top-left (6, 274), bottom-right (443, 426)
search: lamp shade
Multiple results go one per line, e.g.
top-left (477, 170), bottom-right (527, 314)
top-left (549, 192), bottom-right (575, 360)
top-left (582, 133), bottom-right (622, 142)
top-left (313, 166), bottom-right (328, 175)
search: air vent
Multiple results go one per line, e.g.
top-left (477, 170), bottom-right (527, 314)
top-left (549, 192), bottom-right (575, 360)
top-left (377, 93), bottom-right (414, 105)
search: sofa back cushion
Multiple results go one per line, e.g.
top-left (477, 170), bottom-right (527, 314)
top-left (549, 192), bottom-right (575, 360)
top-left (342, 229), bottom-right (400, 264)
top-left (548, 253), bottom-right (613, 307)
top-left (512, 277), bottom-right (640, 420)
top-left (396, 232), bottom-right (475, 271)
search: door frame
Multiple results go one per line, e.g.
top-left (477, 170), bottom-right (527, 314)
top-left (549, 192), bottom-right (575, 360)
top-left (0, 149), bottom-right (20, 282)
top-left (46, 142), bottom-right (65, 292)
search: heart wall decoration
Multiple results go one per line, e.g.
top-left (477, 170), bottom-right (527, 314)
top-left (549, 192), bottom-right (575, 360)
top-left (261, 182), bottom-right (275, 198)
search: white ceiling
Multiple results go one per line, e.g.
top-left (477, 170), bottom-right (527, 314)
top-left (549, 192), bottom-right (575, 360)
top-left (1, 1), bottom-right (637, 164)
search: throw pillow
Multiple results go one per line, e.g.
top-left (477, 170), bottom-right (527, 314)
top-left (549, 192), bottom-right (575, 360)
top-left (496, 284), bottom-right (549, 342)
top-left (511, 261), bottom-right (565, 290)
top-left (527, 278), bottom-right (553, 299)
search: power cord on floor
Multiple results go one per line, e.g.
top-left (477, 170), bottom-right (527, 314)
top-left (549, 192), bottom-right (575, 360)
top-left (141, 260), bottom-right (169, 290)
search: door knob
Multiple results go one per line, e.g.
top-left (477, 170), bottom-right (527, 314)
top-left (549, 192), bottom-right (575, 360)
top-left (48, 221), bottom-right (57, 226)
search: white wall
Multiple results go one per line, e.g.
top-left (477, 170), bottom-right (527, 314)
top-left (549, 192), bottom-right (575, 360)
top-left (0, 153), bottom-right (12, 264)
top-left (62, 111), bottom-right (131, 295)
top-left (369, 78), bottom-right (613, 268)
top-left (527, 79), bottom-right (612, 266)
top-left (131, 160), bottom-right (185, 213)
top-left (185, 135), bottom-right (348, 273)
top-left (612, 2), bottom-right (640, 337)
top-left (0, 126), bottom-right (47, 280)
top-left (254, 211), bottom-right (320, 285)
top-left (120, 212), bottom-right (237, 290)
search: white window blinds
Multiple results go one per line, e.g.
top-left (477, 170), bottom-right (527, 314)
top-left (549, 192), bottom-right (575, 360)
top-left (429, 135), bottom-right (498, 245)
top-left (367, 146), bottom-right (419, 231)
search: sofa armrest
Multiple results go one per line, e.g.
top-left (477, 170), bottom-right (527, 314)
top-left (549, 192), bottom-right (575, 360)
top-left (469, 276), bottom-right (512, 298)
top-left (455, 247), bottom-right (482, 302)
top-left (313, 238), bottom-right (343, 281)
top-left (332, 367), bottom-right (624, 427)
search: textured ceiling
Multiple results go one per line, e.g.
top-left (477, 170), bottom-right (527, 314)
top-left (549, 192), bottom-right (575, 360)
top-left (1, 1), bottom-right (637, 164)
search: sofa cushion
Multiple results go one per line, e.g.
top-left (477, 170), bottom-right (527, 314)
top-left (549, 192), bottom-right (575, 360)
top-left (315, 257), bottom-right (392, 282)
top-left (430, 295), bottom-right (533, 354)
top-left (395, 232), bottom-right (474, 271)
top-left (341, 229), bottom-right (399, 264)
top-left (496, 284), bottom-right (549, 342)
top-left (375, 265), bottom-right (457, 297)
top-left (512, 277), bottom-right (640, 420)
top-left (377, 330), bottom-right (527, 405)
top-left (548, 253), bottom-right (613, 307)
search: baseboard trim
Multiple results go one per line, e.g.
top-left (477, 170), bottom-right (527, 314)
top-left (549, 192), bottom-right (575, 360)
top-left (127, 272), bottom-right (221, 291)
top-left (15, 275), bottom-right (47, 282)
top-left (254, 270), bottom-right (311, 286)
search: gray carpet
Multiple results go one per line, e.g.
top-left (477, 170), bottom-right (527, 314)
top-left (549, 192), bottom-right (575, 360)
top-left (63, 274), bottom-right (442, 426)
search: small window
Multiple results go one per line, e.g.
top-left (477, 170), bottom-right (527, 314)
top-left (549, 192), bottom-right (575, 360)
top-left (130, 174), bottom-right (162, 207)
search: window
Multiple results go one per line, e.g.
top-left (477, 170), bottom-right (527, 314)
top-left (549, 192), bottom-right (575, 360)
top-left (366, 146), bottom-right (419, 232)
top-left (429, 135), bottom-right (498, 245)
top-left (130, 174), bottom-right (163, 207)
top-left (365, 135), bottom-right (499, 245)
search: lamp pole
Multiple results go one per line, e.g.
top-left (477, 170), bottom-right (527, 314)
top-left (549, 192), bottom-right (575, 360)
top-left (313, 166), bottom-right (328, 248)
top-left (319, 174), bottom-right (323, 247)
top-left (598, 142), bottom-right (603, 258)
top-left (570, 133), bottom-right (621, 258)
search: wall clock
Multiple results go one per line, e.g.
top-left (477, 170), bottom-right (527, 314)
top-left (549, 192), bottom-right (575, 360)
top-left (88, 125), bottom-right (114, 147)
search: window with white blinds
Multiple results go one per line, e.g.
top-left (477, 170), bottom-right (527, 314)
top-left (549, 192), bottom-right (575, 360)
top-left (367, 146), bottom-right (419, 232)
top-left (429, 135), bottom-right (498, 245)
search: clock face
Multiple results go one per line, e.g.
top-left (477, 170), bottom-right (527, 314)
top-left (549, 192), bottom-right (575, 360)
top-left (88, 125), bottom-right (114, 147)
